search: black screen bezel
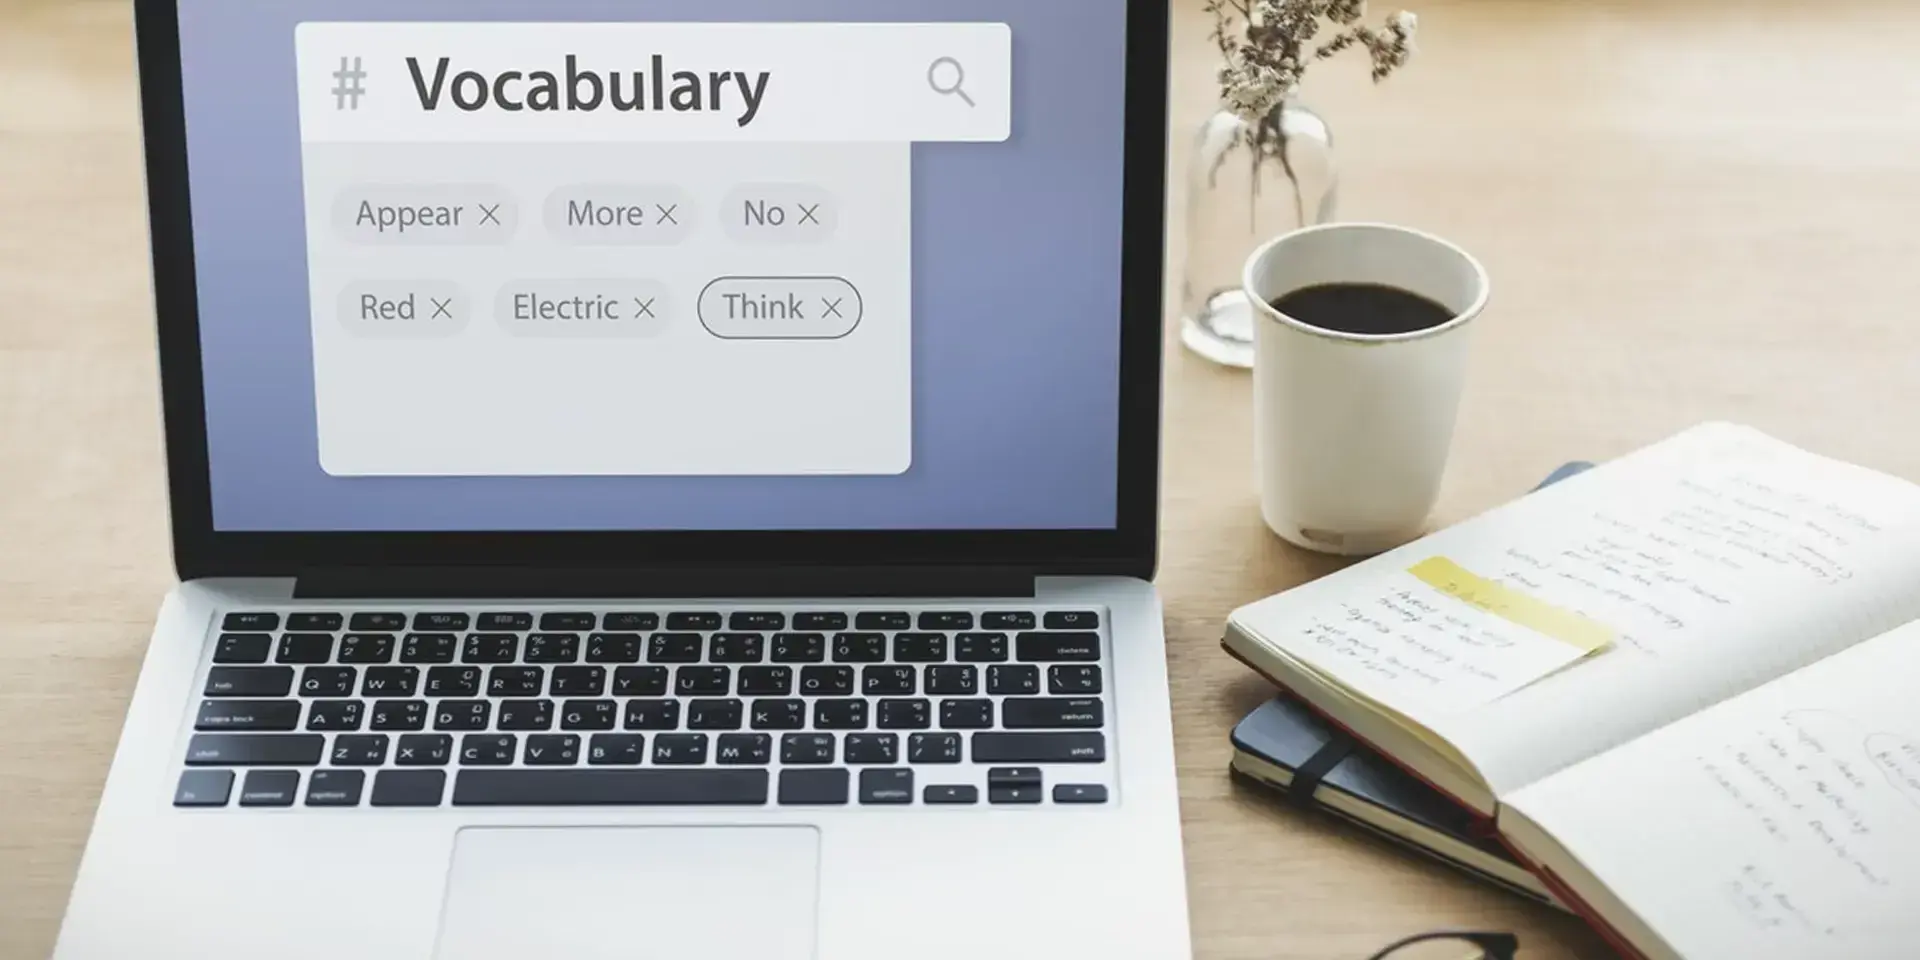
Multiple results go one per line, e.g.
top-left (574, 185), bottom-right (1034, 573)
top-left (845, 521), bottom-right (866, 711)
top-left (137, 0), bottom-right (1169, 582)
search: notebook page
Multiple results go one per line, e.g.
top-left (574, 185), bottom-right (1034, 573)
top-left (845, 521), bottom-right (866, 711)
top-left (1503, 620), bottom-right (1920, 960)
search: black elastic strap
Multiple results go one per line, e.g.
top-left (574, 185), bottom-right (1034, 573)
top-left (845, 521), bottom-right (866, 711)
top-left (1286, 731), bottom-right (1355, 807)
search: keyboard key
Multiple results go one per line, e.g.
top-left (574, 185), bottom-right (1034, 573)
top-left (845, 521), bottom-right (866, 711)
top-left (925, 665), bottom-right (978, 695)
top-left (750, 698), bottom-right (806, 730)
top-left (435, 700), bottom-right (491, 731)
top-left (286, 613), bottom-right (343, 632)
top-left (648, 633), bottom-right (703, 663)
top-left (729, 612), bottom-right (786, 631)
top-left (349, 613), bottom-right (407, 631)
top-left (213, 634), bottom-right (272, 664)
top-left (560, 699), bottom-right (617, 731)
top-left (939, 699), bottom-right (994, 729)
top-left (988, 767), bottom-right (1041, 786)
top-left (877, 698), bottom-right (931, 730)
top-left (737, 666), bottom-right (793, 696)
top-left (771, 633), bottom-right (826, 663)
top-left (814, 698), bottom-right (868, 730)
top-left (298, 666), bottom-right (357, 698)
top-left (223, 612), bottom-right (280, 631)
top-left (174, 770), bottom-right (233, 807)
top-left (981, 612), bottom-right (1036, 630)
top-left (603, 613), bottom-right (660, 631)
top-left (652, 733), bottom-right (709, 765)
top-left (675, 665), bottom-right (731, 696)
top-left (844, 733), bottom-right (898, 764)
top-left (276, 634), bottom-right (333, 664)
top-left (1049, 664), bottom-right (1103, 695)
top-left (799, 665), bottom-right (854, 696)
top-left (586, 633), bottom-right (643, 664)
top-left (476, 612), bottom-right (533, 631)
top-left (1002, 697), bottom-right (1105, 729)
top-left (624, 699), bottom-right (681, 730)
top-left (487, 666), bottom-right (545, 697)
top-left (908, 732), bottom-right (963, 764)
top-left (588, 734), bottom-right (646, 766)
top-left (666, 612), bottom-right (722, 631)
top-left (855, 612), bottom-right (911, 630)
top-left (462, 634), bottom-right (518, 664)
top-left (1044, 611), bottom-right (1101, 630)
top-left (337, 634), bottom-right (395, 664)
top-left (424, 666), bottom-right (481, 697)
top-left (780, 733), bottom-right (836, 765)
top-left (370, 700), bottom-right (427, 731)
top-left (306, 700), bottom-right (364, 731)
top-left (860, 768), bottom-right (914, 804)
top-left (987, 664), bottom-right (1041, 695)
top-left (991, 783), bottom-right (1043, 804)
top-left (525, 633), bottom-right (581, 664)
top-left (973, 732), bottom-right (1106, 763)
top-left (1054, 784), bottom-right (1109, 804)
top-left (372, 769), bottom-right (447, 807)
top-left (413, 612), bottom-right (470, 631)
top-left (778, 768), bottom-right (849, 805)
top-left (238, 770), bottom-right (300, 807)
top-left (205, 666), bottom-right (293, 698)
top-left (396, 734), bottom-right (453, 766)
top-left (361, 666), bottom-right (419, 697)
top-left (185, 734), bottom-right (324, 767)
top-left (924, 784), bottom-right (978, 804)
top-left (791, 612), bottom-right (848, 631)
top-left (497, 699), bottom-right (555, 731)
top-left (525, 734), bottom-right (581, 766)
top-left (688, 698), bottom-right (744, 730)
top-left (862, 665), bottom-right (915, 696)
top-left (917, 611), bottom-right (974, 631)
top-left (832, 633), bottom-right (886, 663)
top-left (709, 633), bottom-right (765, 663)
top-left (330, 734), bottom-right (390, 766)
top-left (539, 613), bottom-right (596, 631)
top-left (195, 699), bottom-right (300, 732)
top-left (460, 734), bottom-right (517, 766)
top-left (612, 666), bottom-right (669, 697)
top-left (955, 633), bottom-right (1009, 663)
top-left (401, 633), bottom-right (458, 664)
top-left (892, 633), bottom-right (947, 663)
top-left (716, 733), bottom-right (772, 765)
top-left (453, 769), bottom-right (770, 806)
top-left (1016, 632), bottom-right (1101, 662)
top-left (306, 769), bottom-right (365, 806)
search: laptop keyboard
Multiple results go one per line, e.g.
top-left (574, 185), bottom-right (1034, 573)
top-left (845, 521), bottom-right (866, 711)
top-left (175, 607), bottom-right (1113, 810)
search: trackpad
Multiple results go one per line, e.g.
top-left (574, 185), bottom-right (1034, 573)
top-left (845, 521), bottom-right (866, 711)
top-left (435, 826), bottom-right (820, 960)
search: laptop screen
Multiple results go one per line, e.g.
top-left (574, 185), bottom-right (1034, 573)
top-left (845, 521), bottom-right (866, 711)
top-left (175, 0), bottom-right (1130, 534)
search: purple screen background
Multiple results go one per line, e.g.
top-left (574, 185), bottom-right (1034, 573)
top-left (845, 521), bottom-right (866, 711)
top-left (180, 0), bottom-right (1128, 532)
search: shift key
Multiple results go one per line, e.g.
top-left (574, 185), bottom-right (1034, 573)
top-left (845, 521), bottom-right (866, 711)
top-left (184, 734), bottom-right (325, 766)
top-left (971, 732), bottom-right (1105, 763)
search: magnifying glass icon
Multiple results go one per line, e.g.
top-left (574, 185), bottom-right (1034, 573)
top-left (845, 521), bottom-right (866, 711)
top-left (927, 56), bottom-right (975, 108)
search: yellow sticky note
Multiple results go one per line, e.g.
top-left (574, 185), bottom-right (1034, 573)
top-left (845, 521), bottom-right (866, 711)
top-left (1408, 556), bottom-right (1614, 654)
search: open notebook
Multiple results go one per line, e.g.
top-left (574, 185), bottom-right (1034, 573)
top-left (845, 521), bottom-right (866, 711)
top-left (1222, 422), bottom-right (1920, 959)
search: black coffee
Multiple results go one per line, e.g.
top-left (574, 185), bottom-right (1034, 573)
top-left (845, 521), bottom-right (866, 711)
top-left (1268, 282), bottom-right (1455, 336)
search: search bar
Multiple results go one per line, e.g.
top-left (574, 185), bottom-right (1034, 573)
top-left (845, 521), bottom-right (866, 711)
top-left (295, 21), bottom-right (1012, 144)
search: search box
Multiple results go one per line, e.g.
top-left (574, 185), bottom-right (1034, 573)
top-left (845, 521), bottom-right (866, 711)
top-left (296, 21), bottom-right (1012, 144)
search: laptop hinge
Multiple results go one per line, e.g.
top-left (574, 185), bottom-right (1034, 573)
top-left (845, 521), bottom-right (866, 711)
top-left (291, 566), bottom-right (1037, 601)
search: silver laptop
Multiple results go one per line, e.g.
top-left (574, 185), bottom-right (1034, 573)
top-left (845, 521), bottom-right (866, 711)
top-left (54, 1), bottom-right (1190, 958)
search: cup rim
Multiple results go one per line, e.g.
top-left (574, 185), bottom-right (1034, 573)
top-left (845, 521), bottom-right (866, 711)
top-left (1241, 221), bottom-right (1491, 345)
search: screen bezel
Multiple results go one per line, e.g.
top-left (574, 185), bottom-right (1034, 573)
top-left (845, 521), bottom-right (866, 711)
top-left (138, 0), bottom-right (1167, 582)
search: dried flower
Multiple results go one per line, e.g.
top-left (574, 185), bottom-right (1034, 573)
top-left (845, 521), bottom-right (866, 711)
top-left (1209, 0), bottom-right (1418, 122)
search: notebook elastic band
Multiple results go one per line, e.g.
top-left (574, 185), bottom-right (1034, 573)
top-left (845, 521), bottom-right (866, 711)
top-left (1287, 731), bottom-right (1355, 806)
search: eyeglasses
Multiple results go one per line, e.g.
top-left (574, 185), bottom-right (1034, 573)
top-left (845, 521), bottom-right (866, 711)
top-left (1364, 930), bottom-right (1521, 960)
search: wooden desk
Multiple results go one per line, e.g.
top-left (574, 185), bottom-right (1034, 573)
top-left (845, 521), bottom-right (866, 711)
top-left (8, 0), bottom-right (1920, 956)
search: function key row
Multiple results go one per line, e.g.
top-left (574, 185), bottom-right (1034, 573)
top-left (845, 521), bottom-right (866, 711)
top-left (213, 630), bottom-right (1103, 667)
top-left (222, 610), bottom-right (1099, 634)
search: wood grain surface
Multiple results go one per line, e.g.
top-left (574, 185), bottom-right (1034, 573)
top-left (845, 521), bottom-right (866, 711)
top-left (9, 0), bottom-right (1920, 957)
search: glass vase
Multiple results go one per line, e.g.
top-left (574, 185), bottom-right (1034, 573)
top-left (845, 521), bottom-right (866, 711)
top-left (1179, 96), bottom-right (1337, 369)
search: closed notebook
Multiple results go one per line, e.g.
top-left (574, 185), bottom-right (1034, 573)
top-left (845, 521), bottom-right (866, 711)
top-left (1221, 422), bottom-right (1920, 959)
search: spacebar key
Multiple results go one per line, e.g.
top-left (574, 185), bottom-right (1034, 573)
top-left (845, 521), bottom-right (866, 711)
top-left (452, 769), bottom-right (769, 806)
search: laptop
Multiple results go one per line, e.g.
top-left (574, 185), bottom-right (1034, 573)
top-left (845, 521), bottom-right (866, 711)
top-left (53, 1), bottom-right (1190, 958)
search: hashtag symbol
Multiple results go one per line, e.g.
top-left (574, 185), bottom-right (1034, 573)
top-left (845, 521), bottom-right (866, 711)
top-left (331, 56), bottom-right (367, 111)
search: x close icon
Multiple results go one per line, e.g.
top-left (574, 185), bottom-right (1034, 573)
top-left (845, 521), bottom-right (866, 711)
top-left (821, 298), bottom-right (844, 319)
top-left (798, 204), bottom-right (821, 225)
top-left (655, 204), bottom-right (679, 225)
top-left (478, 204), bottom-right (502, 226)
top-left (633, 298), bottom-right (656, 318)
top-left (429, 298), bottom-right (453, 319)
